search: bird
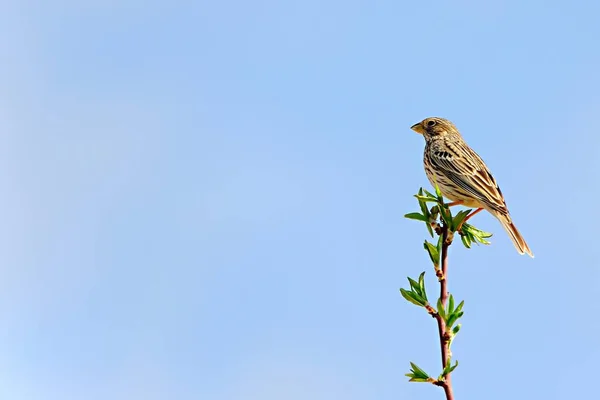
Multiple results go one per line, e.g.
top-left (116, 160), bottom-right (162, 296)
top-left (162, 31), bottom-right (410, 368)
top-left (410, 117), bottom-right (533, 257)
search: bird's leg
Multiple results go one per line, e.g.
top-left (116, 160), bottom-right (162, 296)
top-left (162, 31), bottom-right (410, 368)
top-left (463, 207), bottom-right (484, 222)
top-left (446, 201), bottom-right (464, 207)
top-left (457, 207), bottom-right (484, 231)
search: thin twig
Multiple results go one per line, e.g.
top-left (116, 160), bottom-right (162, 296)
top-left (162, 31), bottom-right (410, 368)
top-left (435, 223), bottom-right (454, 400)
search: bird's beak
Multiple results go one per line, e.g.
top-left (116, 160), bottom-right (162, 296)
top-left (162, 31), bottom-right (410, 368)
top-left (411, 122), bottom-right (425, 134)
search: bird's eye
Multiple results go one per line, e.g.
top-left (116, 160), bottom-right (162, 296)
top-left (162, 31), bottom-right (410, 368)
top-left (427, 120), bottom-right (436, 127)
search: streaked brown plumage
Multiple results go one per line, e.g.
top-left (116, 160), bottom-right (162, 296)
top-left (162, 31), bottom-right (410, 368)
top-left (411, 117), bottom-right (533, 257)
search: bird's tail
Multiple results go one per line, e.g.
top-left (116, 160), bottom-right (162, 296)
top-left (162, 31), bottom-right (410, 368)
top-left (496, 214), bottom-right (534, 258)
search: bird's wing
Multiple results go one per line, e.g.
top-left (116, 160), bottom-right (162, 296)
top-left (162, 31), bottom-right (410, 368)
top-left (430, 138), bottom-right (508, 216)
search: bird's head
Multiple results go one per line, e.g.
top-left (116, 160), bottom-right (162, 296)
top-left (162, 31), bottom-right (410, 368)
top-left (411, 117), bottom-right (459, 140)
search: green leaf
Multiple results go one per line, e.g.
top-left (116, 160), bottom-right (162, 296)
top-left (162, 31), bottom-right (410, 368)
top-left (416, 272), bottom-right (428, 302)
top-left (448, 294), bottom-right (455, 314)
top-left (461, 223), bottom-right (493, 245)
top-left (434, 183), bottom-right (443, 199)
top-left (408, 362), bottom-right (430, 379)
top-left (434, 235), bottom-right (443, 263)
top-left (407, 277), bottom-right (421, 296)
top-left (455, 301), bottom-right (464, 313)
top-left (407, 377), bottom-right (433, 383)
top-left (460, 234), bottom-right (472, 248)
top-left (422, 188), bottom-right (436, 199)
top-left (445, 299), bottom-right (464, 328)
top-left (415, 195), bottom-right (438, 203)
top-left (400, 288), bottom-right (426, 307)
top-left (473, 233), bottom-right (492, 245)
top-left (476, 237), bottom-right (491, 245)
top-left (417, 189), bottom-right (429, 216)
top-left (446, 313), bottom-right (458, 329)
top-left (452, 324), bottom-right (461, 335)
top-left (437, 298), bottom-right (446, 320)
top-left (404, 212), bottom-right (428, 222)
top-left (451, 209), bottom-right (472, 232)
top-left (425, 222), bottom-right (434, 238)
top-left (448, 362), bottom-right (458, 374)
top-left (442, 359), bottom-right (459, 376)
top-left (423, 241), bottom-right (440, 266)
top-left (467, 224), bottom-right (492, 237)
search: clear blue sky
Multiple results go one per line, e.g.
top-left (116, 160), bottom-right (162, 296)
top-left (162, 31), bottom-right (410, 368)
top-left (1, 1), bottom-right (598, 399)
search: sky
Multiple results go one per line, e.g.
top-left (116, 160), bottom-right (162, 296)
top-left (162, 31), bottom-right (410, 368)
top-left (0, 1), bottom-right (598, 399)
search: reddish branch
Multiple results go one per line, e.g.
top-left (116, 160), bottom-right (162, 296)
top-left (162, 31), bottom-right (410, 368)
top-left (433, 224), bottom-right (454, 400)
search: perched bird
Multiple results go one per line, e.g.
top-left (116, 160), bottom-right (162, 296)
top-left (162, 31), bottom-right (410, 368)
top-left (411, 117), bottom-right (533, 257)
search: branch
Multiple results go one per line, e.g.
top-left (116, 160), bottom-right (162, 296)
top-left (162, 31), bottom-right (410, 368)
top-left (402, 187), bottom-right (474, 398)
top-left (434, 224), bottom-right (454, 400)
